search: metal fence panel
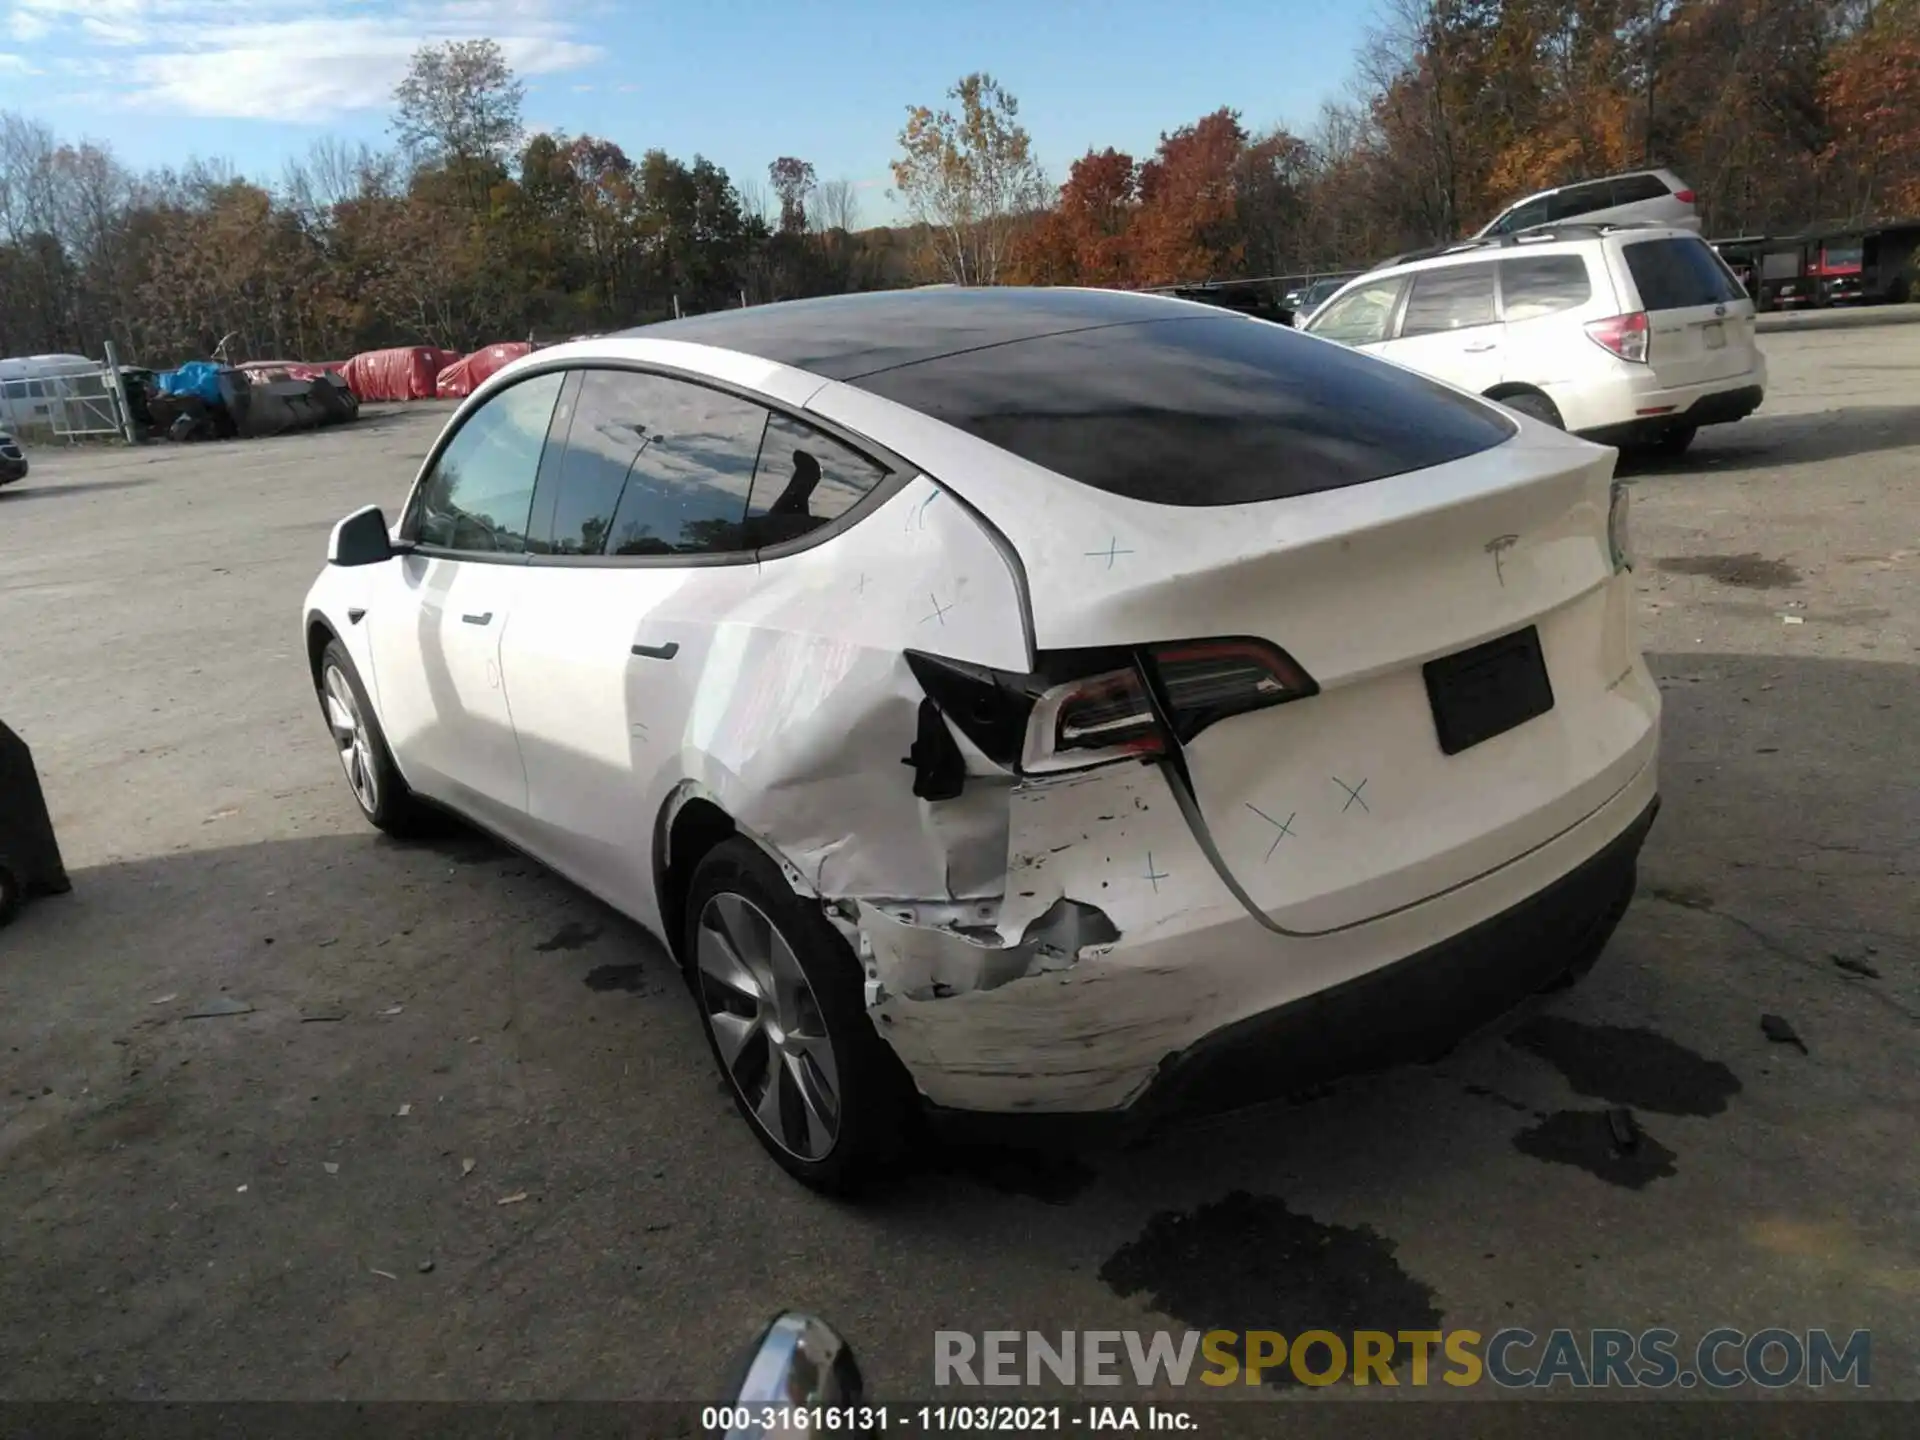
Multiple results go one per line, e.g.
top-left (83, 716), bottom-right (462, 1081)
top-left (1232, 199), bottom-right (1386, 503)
top-left (0, 369), bottom-right (126, 442)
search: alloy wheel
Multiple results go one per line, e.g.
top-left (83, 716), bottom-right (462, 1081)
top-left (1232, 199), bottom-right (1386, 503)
top-left (696, 891), bottom-right (842, 1161)
top-left (321, 664), bottom-right (379, 815)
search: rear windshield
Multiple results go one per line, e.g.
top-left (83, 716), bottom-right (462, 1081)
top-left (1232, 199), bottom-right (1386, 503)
top-left (850, 314), bottom-right (1515, 507)
top-left (1624, 237), bottom-right (1745, 310)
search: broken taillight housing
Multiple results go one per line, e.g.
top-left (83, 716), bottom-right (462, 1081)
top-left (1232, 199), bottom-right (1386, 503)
top-left (1584, 311), bottom-right (1650, 364)
top-left (908, 638), bottom-right (1318, 778)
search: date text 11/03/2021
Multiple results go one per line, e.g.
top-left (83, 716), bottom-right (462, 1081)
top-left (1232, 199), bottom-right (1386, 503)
top-left (701, 1406), bottom-right (1193, 1432)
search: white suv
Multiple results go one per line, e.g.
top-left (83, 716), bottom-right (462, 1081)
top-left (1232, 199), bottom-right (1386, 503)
top-left (1475, 169), bottom-right (1700, 239)
top-left (1304, 225), bottom-right (1766, 454)
top-left (303, 287), bottom-right (1660, 1192)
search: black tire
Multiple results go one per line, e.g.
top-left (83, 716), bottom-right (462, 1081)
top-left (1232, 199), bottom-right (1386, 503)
top-left (314, 639), bottom-right (435, 836)
top-left (1496, 390), bottom-right (1565, 428)
top-left (685, 837), bottom-right (915, 1195)
top-left (1648, 424), bottom-right (1698, 457)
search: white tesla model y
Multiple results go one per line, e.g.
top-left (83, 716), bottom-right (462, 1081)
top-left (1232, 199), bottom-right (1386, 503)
top-left (303, 287), bottom-right (1660, 1192)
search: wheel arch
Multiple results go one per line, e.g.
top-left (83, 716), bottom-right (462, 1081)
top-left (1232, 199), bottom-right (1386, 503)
top-left (653, 783), bottom-right (825, 973)
top-left (305, 609), bottom-right (339, 684)
top-left (1483, 383), bottom-right (1565, 427)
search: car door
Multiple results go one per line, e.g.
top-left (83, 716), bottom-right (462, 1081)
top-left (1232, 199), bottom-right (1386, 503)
top-left (1494, 251), bottom-right (1603, 388)
top-left (1377, 261), bottom-right (1506, 394)
top-left (366, 370), bottom-right (565, 837)
top-left (501, 369), bottom-right (913, 921)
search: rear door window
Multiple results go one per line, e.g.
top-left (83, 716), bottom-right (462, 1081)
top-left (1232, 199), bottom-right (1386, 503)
top-left (1494, 197), bottom-right (1550, 234)
top-left (1499, 255), bottom-right (1593, 321)
top-left (744, 412), bottom-right (890, 549)
top-left (851, 313), bottom-right (1515, 507)
top-left (557, 371), bottom-right (768, 557)
top-left (1623, 237), bottom-right (1746, 311)
top-left (1399, 263), bottom-right (1498, 336)
top-left (1304, 278), bottom-right (1403, 345)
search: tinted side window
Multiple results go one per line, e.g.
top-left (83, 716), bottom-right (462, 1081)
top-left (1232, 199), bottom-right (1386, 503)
top-left (1487, 197), bottom-right (1548, 236)
top-left (1624, 237), bottom-right (1745, 310)
top-left (1547, 183), bottom-right (1609, 222)
top-left (585, 373), bottom-right (767, 557)
top-left (852, 314), bottom-right (1516, 508)
top-left (1400, 264), bottom-right (1498, 336)
top-left (1306, 278), bottom-right (1402, 345)
top-left (413, 372), bottom-right (563, 554)
top-left (1611, 174), bottom-right (1671, 205)
top-left (1500, 255), bottom-right (1593, 321)
top-left (744, 413), bottom-right (890, 548)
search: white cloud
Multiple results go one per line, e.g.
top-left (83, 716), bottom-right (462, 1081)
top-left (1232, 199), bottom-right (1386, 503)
top-left (0, 49), bottom-right (34, 70)
top-left (7, 0), bottom-right (603, 122)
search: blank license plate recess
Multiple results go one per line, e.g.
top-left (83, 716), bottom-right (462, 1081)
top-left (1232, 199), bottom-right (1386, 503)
top-left (1423, 626), bottom-right (1555, 756)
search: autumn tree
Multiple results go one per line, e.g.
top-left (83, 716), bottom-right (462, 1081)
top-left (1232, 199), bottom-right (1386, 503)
top-left (768, 156), bottom-right (817, 235)
top-left (892, 73), bottom-right (1050, 284)
top-left (392, 40), bottom-right (526, 169)
top-left (1008, 147), bottom-right (1137, 285)
top-left (1132, 109), bottom-right (1249, 285)
top-left (1823, 0), bottom-right (1920, 217)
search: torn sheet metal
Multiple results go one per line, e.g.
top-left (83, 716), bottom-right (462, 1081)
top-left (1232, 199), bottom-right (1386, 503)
top-left (852, 758), bottom-right (1254, 1110)
top-left (857, 896), bottom-right (1119, 1003)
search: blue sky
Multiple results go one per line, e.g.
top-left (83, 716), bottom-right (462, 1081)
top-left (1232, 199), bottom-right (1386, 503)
top-left (2, 0), bottom-right (1379, 222)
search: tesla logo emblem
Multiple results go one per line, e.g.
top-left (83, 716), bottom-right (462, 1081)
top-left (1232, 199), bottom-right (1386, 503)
top-left (1485, 534), bottom-right (1519, 587)
top-left (1714, 303), bottom-right (1727, 317)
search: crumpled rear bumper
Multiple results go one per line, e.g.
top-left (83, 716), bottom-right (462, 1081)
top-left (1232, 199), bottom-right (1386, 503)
top-left (870, 762), bottom-right (1659, 1127)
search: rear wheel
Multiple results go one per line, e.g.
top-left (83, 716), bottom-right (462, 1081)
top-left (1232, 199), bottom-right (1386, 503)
top-left (686, 837), bottom-right (914, 1194)
top-left (1648, 424), bottom-right (1698, 456)
top-left (1495, 390), bottom-right (1564, 428)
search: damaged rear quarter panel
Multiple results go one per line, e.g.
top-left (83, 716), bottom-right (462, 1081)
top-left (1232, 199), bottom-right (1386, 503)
top-left (860, 760), bottom-right (1248, 1112)
top-left (645, 473), bottom-right (1034, 914)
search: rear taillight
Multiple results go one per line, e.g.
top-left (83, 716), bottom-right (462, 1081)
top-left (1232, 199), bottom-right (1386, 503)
top-left (906, 638), bottom-right (1318, 778)
top-left (1143, 639), bottom-right (1318, 744)
top-left (1028, 667), bottom-right (1166, 772)
top-left (1673, 188), bottom-right (1696, 204)
top-left (1585, 312), bottom-right (1649, 364)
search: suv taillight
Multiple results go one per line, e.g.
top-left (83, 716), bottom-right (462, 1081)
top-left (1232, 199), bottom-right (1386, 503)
top-left (907, 640), bottom-right (1318, 778)
top-left (1673, 188), bottom-right (1696, 204)
top-left (1585, 311), bottom-right (1650, 364)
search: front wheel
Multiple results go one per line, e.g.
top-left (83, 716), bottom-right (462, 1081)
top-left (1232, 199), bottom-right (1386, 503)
top-left (686, 838), bottom-right (915, 1194)
top-left (315, 639), bottom-right (434, 836)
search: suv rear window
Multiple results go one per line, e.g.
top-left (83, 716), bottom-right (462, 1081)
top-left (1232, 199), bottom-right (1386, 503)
top-left (1624, 237), bottom-right (1745, 310)
top-left (1610, 174), bottom-right (1671, 204)
top-left (850, 314), bottom-right (1515, 507)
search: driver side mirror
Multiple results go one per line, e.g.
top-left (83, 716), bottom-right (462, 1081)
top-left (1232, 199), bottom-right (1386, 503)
top-left (715, 1312), bottom-right (867, 1438)
top-left (329, 505), bottom-right (395, 567)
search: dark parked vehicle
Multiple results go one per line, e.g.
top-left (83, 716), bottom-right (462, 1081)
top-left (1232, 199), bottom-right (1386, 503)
top-left (0, 430), bottom-right (26, 487)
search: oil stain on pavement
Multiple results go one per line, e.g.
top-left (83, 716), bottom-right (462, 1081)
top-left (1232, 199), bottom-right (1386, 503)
top-left (1505, 1016), bottom-right (1742, 1116)
top-left (583, 963), bottom-right (647, 993)
top-left (1100, 1190), bottom-right (1442, 1386)
top-left (1655, 553), bottom-right (1802, 588)
top-left (536, 921), bottom-right (601, 952)
top-left (1512, 1110), bottom-right (1679, 1190)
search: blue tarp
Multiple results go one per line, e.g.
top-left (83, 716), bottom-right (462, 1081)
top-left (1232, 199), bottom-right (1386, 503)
top-left (154, 361), bottom-right (227, 404)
